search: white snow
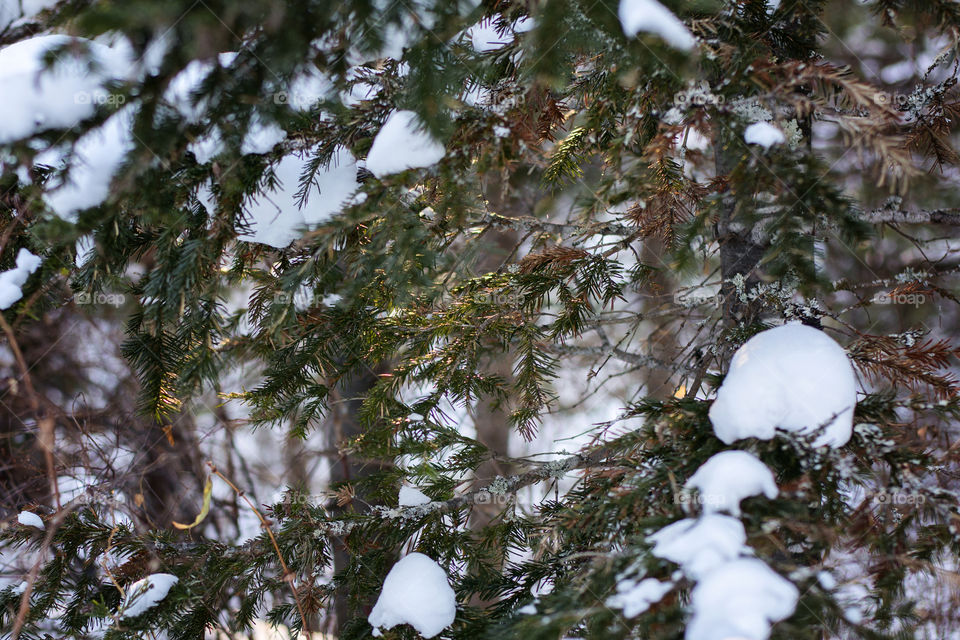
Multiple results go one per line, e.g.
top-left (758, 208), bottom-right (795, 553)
top-left (241, 118), bottom-right (286, 155)
top-left (190, 117), bottom-right (286, 163)
top-left (284, 67), bottom-right (333, 110)
top-left (1, 0), bottom-right (57, 30)
top-left (302, 147), bottom-right (360, 224)
top-left (119, 573), bottom-right (178, 618)
top-left (648, 515), bottom-right (747, 578)
top-left (188, 128), bottom-right (223, 164)
top-left (164, 54), bottom-right (236, 122)
top-left (818, 570), bottom-right (837, 590)
top-left (744, 121), bottom-right (786, 149)
top-left (618, 0), bottom-right (696, 50)
top-left (469, 19), bottom-right (512, 52)
top-left (399, 485), bottom-right (431, 507)
top-left (368, 552), bottom-right (456, 638)
top-left (685, 450), bottom-right (778, 516)
top-left (686, 558), bottom-right (798, 640)
top-left (606, 578), bottom-right (672, 617)
top-left (467, 17), bottom-right (532, 52)
top-left (366, 110), bottom-right (445, 177)
top-left (236, 147), bottom-right (359, 247)
top-left (709, 323), bottom-right (857, 447)
top-left (0, 35), bottom-right (132, 144)
top-left (17, 510), bottom-right (44, 530)
top-left (236, 155), bottom-right (306, 247)
top-left (42, 107), bottom-right (135, 221)
top-left (0, 249), bottom-right (43, 310)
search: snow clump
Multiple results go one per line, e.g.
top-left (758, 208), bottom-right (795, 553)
top-left (618, 0), bottom-right (696, 50)
top-left (709, 322), bottom-right (857, 447)
top-left (399, 485), bottom-right (432, 507)
top-left (686, 559), bottom-right (798, 640)
top-left (685, 450), bottom-right (778, 516)
top-left (119, 573), bottom-right (179, 619)
top-left (744, 121), bottom-right (786, 149)
top-left (17, 510), bottom-right (45, 530)
top-left (366, 110), bottom-right (446, 177)
top-left (368, 552), bottom-right (457, 638)
top-left (0, 250), bottom-right (43, 310)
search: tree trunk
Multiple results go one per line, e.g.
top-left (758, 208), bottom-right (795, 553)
top-left (713, 122), bottom-right (765, 330)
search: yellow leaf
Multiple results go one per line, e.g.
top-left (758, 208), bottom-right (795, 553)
top-left (172, 476), bottom-right (212, 530)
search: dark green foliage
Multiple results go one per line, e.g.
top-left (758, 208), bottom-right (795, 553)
top-left (2, 0), bottom-right (960, 638)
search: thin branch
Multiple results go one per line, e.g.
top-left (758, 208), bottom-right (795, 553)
top-left (0, 314), bottom-right (60, 509)
top-left (482, 211), bottom-right (635, 237)
top-left (547, 343), bottom-right (695, 373)
top-left (862, 207), bottom-right (960, 226)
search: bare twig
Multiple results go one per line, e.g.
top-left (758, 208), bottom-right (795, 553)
top-left (207, 462), bottom-right (312, 634)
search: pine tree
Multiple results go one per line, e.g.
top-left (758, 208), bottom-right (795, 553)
top-left (1, 0), bottom-right (960, 639)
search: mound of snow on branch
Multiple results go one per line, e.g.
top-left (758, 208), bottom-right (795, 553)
top-left (0, 35), bottom-right (132, 144)
top-left (606, 577), bottom-right (673, 618)
top-left (119, 573), bottom-right (178, 619)
top-left (648, 514), bottom-right (748, 578)
top-left (399, 485), bottom-right (431, 506)
top-left (709, 323), bottom-right (857, 447)
top-left (646, 450), bottom-right (793, 639)
top-left (0, 0), bottom-right (58, 31)
top-left (44, 107), bottom-right (136, 221)
top-left (236, 147), bottom-right (360, 247)
top-left (368, 552), bottom-right (456, 638)
top-left (467, 17), bottom-right (534, 52)
top-left (686, 559), bottom-right (798, 640)
top-left (686, 450), bottom-right (778, 516)
top-left (618, 0), bottom-right (696, 50)
top-left (744, 121), bottom-right (786, 149)
top-left (17, 510), bottom-right (45, 530)
top-left (366, 110), bottom-right (445, 177)
top-left (0, 250), bottom-right (43, 310)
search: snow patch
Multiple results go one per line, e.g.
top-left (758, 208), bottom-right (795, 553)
top-left (165, 55), bottom-right (235, 122)
top-left (606, 578), bottom-right (672, 618)
top-left (17, 510), bottom-right (44, 530)
top-left (686, 450), bottom-right (778, 516)
top-left (399, 485), bottom-right (431, 507)
top-left (467, 17), bottom-right (533, 52)
top-left (368, 552), bottom-right (456, 638)
top-left (0, 35), bottom-right (132, 144)
top-left (618, 0), bottom-right (696, 50)
top-left (236, 147), bottom-right (359, 247)
top-left (686, 558), bottom-right (798, 640)
top-left (709, 323), bottom-right (857, 447)
top-left (744, 121), bottom-right (786, 149)
top-left (648, 514), bottom-right (748, 578)
top-left (302, 146), bottom-right (361, 225)
top-left (241, 118), bottom-right (286, 155)
top-left (43, 107), bottom-right (136, 221)
top-left (119, 573), bottom-right (178, 619)
top-left (366, 110), bottom-right (445, 177)
top-left (0, 250), bottom-right (43, 310)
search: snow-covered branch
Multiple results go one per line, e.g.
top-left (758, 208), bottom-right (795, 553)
top-left (862, 207), bottom-right (960, 226)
